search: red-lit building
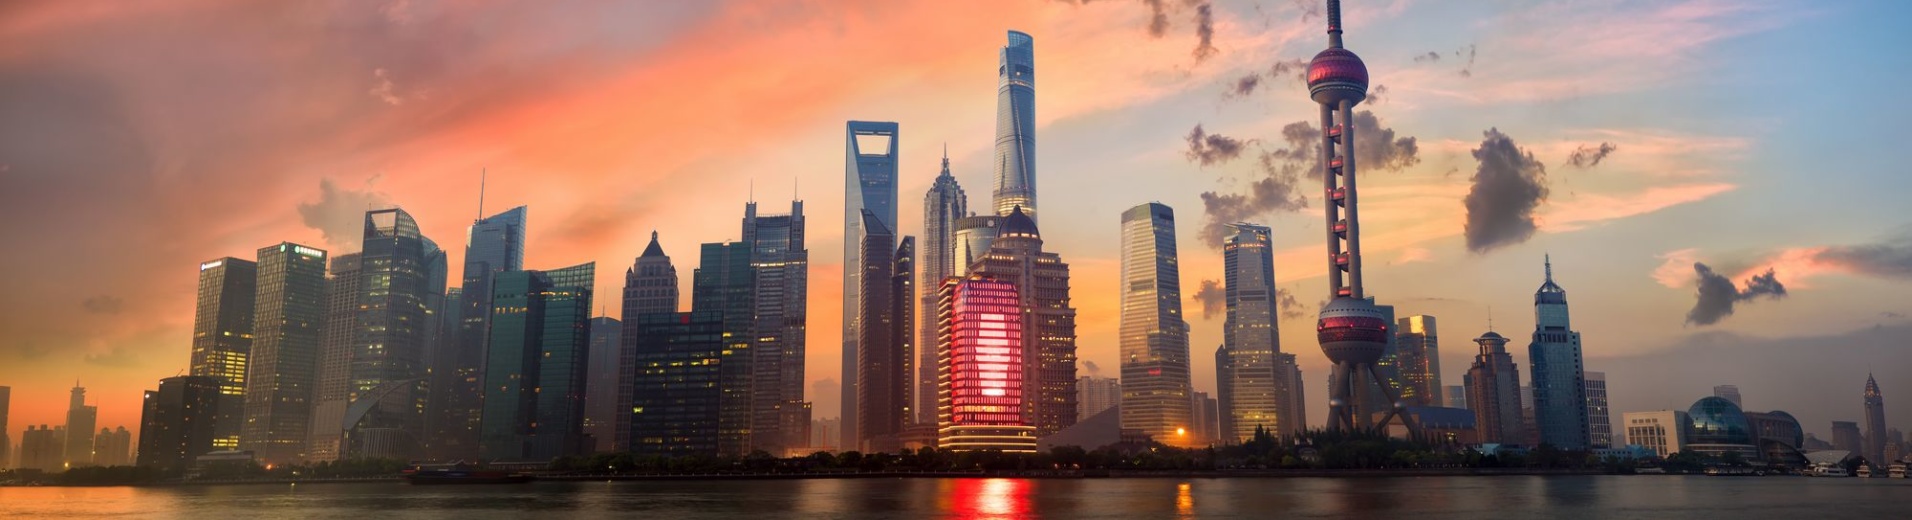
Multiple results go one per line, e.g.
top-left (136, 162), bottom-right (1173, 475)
top-left (937, 275), bottom-right (1038, 452)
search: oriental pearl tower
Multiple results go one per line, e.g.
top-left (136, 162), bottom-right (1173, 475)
top-left (1310, 0), bottom-right (1418, 435)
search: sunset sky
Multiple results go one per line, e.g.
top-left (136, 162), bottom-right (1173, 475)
top-left (3, 0), bottom-right (1909, 447)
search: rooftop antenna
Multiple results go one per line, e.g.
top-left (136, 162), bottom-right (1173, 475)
top-left (476, 168), bottom-right (487, 222)
top-left (749, 178), bottom-right (755, 204)
top-left (1487, 305), bottom-right (1495, 332)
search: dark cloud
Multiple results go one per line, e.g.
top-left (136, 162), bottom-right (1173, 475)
top-left (1463, 128), bottom-right (1550, 253)
top-left (1457, 44), bottom-right (1477, 77)
top-left (1185, 124), bottom-right (1252, 166)
top-left (1819, 230), bottom-right (1912, 278)
top-left (1082, 360), bottom-right (1103, 376)
top-left (1227, 73), bottom-right (1262, 98)
top-left (1884, 312), bottom-right (1907, 320)
top-left (1195, 112), bottom-right (1417, 247)
top-left (297, 178), bottom-right (392, 249)
top-left (1192, 2), bottom-right (1218, 62)
top-left (1270, 59), bottom-right (1309, 84)
top-left (1145, 0), bottom-right (1170, 38)
top-left (1194, 279), bottom-right (1225, 319)
top-left (1277, 288), bottom-right (1304, 321)
top-left (82, 295), bottom-right (125, 314)
top-left (1686, 263), bottom-right (1787, 326)
top-left (1413, 51), bottom-right (1441, 63)
top-left (1565, 142), bottom-right (1618, 169)
top-left (1367, 84), bottom-right (1389, 105)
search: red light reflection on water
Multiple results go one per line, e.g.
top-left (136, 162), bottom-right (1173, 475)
top-left (948, 478), bottom-right (1031, 519)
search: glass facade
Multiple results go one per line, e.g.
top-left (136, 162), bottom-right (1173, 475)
top-left (305, 253), bottom-right (362, 462)
top-left (429, 206), bottom-right (526, 461)
top-left (694, 241), bottom-right (756, 457)
top-left (842, 120), bottom-right (899, 451)
top-left (1219, 223), bottom-right (1282, 442)
top-left (190, 256), bottom-right (256, 451)
top-left (967, 208), bottom-right (1077, 436)
top-left (630, 311), bottom-right (726, 456)
top-left (938, 276), bottom-right (1037, 453)
top-left (1529, 257), bottom-right (1589, 450)
top-left (1584, 371), bottom-right (1612, 448)
top-left (742, 201), bottom-right (809, 454)
top-left (1396, 315), bottom-right (1440, 406)
top-left (583, 316), bottom-right (621, 453)
top-left (1118, 203), bottom-right (1194, 446)
top-left (346, 208), bottom-right (443, 459)
top-left (474, 263), bottom-right (597, 460)
top-left (240, 242), bottom-right (327, 465)
top-left (992, 31), bottom-right (1037, 219)
top-left (616, 233), bottom-right (678, 452)
top-left (1687, 396), bottom-right (1753, 445)
top-left (919, 156), bottom-right (968, 426)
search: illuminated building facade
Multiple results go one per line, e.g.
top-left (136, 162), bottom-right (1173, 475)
top-left (479, 263), bottom-right (596, 460)
top-left (617, 232), bottom-right (679, 451)
top-left (920, 153), bottom-right (968, 425)
top-left (1219, 223), bottom-right (1283, 441)
top-left (992, 31), bottom-right (1037, 219)
top-left (241, 242), bottom-right (327, 465)
top-left (938, 276), bottom-right (1037, 452)
top-left (1118, 202), bottom-right (1194, 446)
top-left (191, 256), bottom-right (255, 451)
top-left (966, 207), bottom-right (1077, 436)
top-left (428, 205), bottom-right (526, 462)
top-left (743, 200), bottom-right (810, 454)
top-left (1396, 315), bottom-right (1440, 406)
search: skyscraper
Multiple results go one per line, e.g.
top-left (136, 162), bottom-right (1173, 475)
top-left (0, 386), bottom-right (9, 469)
top-left (743, 200), bottom-right (810, 454)
top-left (1864, 374), bottom-right (1886, 465)
top-left (1219, 223), bottom-right (1282, 442)
top-left (1278, 353), bottom-right (1307, 435)
top-left (20, 425), bottom-right (64, 472)
top-left (429, 206), bottom-right (526, 461)
top-left (345, 208), bottom-right (444, 459)
top-left (936, 275), bottom-right (1037, 453)
top-left (64, 383), bottom-right (96, 467)
top-left (1529, 256), bottom-right (1589, 450)
top-left (919, 152), bottom-right (968, 425)
top-left (1713, 385), bottom-right (1742, 408)
top-left (1118, 203), bottom-right (1194, 445)
top-left (1832, 420), bottom-right (1863, 453)
top-left (617, 232), bottom-right (679, 451)
top-left (1305, 0), bottom-right (1414, 434)
top-left (1586, 371), bottom-right (1612, 448)
top-left (583, 316), bottom-right (621, 453)
top-left (306, 252), bottom-right (362, 462)
top-left (1444, 386), bottom-right (1467, 411)
top-left (1116, 200), bottom-right (1185, 445)
top-left (1190, 391), bottom-right (1220, 445)
top-left (1077, 376), bottom-right (1121, 421)
top-left (694, 241), bottom-right (755, 457)
top-left (1396, 315), bottom-right (1441, 406)
top-left (479, 263), bottom-right (595, 461)
top-left (629, 311), bottom-right (725, 456)
top-left (137, 375), bottom-right (221, 472)
top-left (191, 256), bottom-right (256, 451)
top-left (843, 120), bottom-right (899, 450)
top-left (92, 427), bottom-right (132, 467)
top-left (967, 207), bottom-right (1077, 436)
top-left (240, 242), bottom-right (327, 465)
top-left (853, 211), bottom-right (913, 452)
top-left (1465, 331), bottom-right (1524, 444)
top-left (992, 30), bottom-right (1037, 220)
top-left (950, 216), bottom-right (1003, 278)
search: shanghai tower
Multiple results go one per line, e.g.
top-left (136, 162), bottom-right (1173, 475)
top-left (1309, 0), bottom-right (1418, 435)
top-left (992, 30), bottom-right (1036, 220)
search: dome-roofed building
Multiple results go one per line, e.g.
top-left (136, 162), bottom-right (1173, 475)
top-left (1686, 396), bottom-right (1759, 461)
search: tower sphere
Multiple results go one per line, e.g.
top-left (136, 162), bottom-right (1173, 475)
top-left (1307, 47), bottom-right (1368, 106)
top-left (1316, 297), bottom-right (1388, 364)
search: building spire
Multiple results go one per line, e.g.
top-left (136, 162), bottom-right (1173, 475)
top-left (1326, 0), bottom-right (1344, 48)
top-left (476, 168), bottom-right (487, 222)
top-left (1545, 253), bottom-right (1554, 283)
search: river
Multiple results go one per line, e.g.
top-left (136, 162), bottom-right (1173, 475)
top-left (2, 475), bottom-right (1904, 518)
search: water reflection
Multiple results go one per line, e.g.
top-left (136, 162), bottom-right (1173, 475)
top-left (1175, 481), bottom-right (1193, 518)
top-left (950, 478), bottom-right (1030, 519)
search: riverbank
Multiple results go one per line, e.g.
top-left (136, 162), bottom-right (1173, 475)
top-left (10, 467), bottom-right (1621, 487)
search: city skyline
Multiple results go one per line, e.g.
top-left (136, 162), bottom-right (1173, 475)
top-left (3, 0), bottom-right (1912, 449)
